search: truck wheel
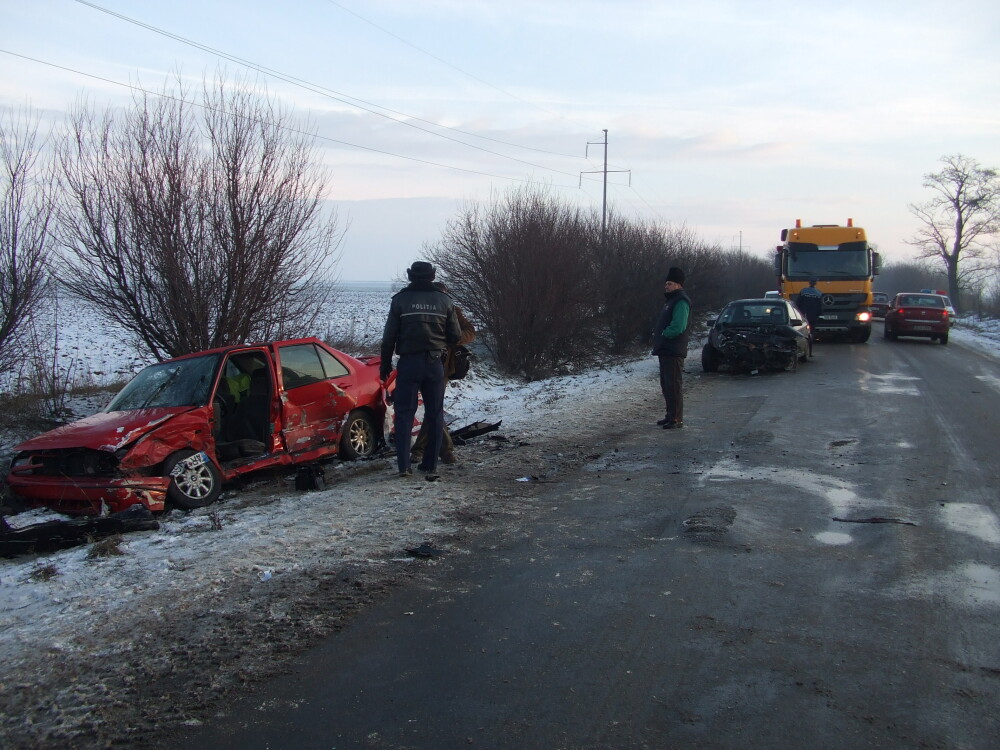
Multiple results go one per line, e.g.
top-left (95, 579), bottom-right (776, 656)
top-left (701, 344), bottom-right (719, 373)
top-left (853, 327), bottom-right (871, 343)
top-left (164, 450), bottom-right (222, 509)
top-left (341, 410), bottom-right (378, 459)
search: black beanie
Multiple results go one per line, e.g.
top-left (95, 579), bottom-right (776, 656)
top-left (407, 261), bottom-right (436, 281)
top-left (665, 266), bottom-right (685, 285)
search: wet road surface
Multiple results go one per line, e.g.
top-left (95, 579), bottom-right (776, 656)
top-left (162, 330), bottom-right (1000, 749)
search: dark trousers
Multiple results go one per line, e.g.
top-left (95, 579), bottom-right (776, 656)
top-left (806, 316), bottom-right (818, 355)
top-left (657, 354), bottom-right (684, 423)
top-left (393, 351), bottom-right (446, 472)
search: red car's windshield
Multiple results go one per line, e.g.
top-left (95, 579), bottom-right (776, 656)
top-left (106, 354), bottom-right (221, 411)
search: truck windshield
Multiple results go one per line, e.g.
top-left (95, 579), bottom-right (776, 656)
top-left (106, 354), bottom-right (220, 411)
top-left (787, 241), bottom-right (870, 279)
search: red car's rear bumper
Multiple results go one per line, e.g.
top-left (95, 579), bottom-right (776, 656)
top-left (895, 319), bottom-right (949, 336)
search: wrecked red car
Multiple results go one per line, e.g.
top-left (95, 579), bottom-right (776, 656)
top-left (6, 338), bottom-right (390, 515)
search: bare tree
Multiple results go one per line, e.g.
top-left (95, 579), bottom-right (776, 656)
top-left (907, 154), bottom-right (1000, 311)
top-left (0, 106), bottom-right (54, 377)
top-left (55, 73), bottom-right (342, 360)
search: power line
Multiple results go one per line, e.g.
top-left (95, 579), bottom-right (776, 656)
top-left (0, 48), bottom-right (586, 190)
top-left (323, 0), bottom-right (573, 129)
top-left (73, 0), bottom-right (585, 166)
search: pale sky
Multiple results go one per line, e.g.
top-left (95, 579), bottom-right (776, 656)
top-left (3, 0), bottom-right (999, 280)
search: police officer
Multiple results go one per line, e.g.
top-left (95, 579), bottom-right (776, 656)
top-left (380, 261), bottom-right (461, 478)
top-left (796, 277), bottom-right (823, 356)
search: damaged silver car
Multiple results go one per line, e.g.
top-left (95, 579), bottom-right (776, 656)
top-left (702, 298), bottom-right (810, 373)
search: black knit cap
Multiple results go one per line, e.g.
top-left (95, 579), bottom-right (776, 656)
top-left (665, 266), bottom-right (685, 285)
top-left (407, 261), bottom-right (436, 281)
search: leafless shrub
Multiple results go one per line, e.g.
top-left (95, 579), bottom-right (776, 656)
top-left (87, 534), bottom-right (125, 559)
top-left (588, 214), bottom-right (667, 354)
top-left (208, 511), bottom-right (223, 531)
top-left (1, 105), bottom-right (55, 379)
top-left (54, 70), bottom-right (343, 361)
top-left (429, 185), bottom-right (602, 379)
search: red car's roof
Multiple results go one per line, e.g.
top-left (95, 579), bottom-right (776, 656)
top-left (161, 337), bottom-right (361, 364)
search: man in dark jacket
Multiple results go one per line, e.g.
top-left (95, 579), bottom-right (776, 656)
top-left (651, 266), bottom-right (692, 429)
top-left (410, 281), bottom-right (477, 466)
top-left (796, 277), bottom-right (822, 356)
top-left (381, 261), bottom-right (462, 477)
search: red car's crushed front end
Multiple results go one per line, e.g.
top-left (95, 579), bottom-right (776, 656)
top-left (6, 407), bottom-right (211, 515)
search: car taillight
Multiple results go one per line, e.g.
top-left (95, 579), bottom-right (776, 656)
top-left (896, 307), bottom-right (905, 316)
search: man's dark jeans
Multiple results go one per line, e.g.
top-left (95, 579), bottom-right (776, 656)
top-left (393, 351), bottom-right (446, 472)
top-left (657, 354), bottom-right (685, 423)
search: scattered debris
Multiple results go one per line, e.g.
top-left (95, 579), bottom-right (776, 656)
top-left (451, 420), bottom-right (503, 444)
top-left (295, 464), bottom-right (326, 491)
top-left (1, 504), bottom-right (160, 558)
top-left (208, 511), bottom-right (224, 531)
top-left (832, 516), bottom-right (917, 526)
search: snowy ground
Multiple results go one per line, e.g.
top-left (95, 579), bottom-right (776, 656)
top-left (0, 289), bottom-right (998, 748)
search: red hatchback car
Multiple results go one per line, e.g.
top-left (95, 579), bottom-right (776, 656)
top-left (883, 293), bottom-right (950, 344)
top-left (6, 338), bottom-right (390, 515)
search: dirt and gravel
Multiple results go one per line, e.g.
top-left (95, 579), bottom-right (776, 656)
top-left (0, 356), bottom-right (678, 749)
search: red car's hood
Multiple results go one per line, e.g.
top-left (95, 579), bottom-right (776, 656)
top-left (14, 407), bottom-right (195, 453)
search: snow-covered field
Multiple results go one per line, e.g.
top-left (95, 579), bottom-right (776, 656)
top-left (1, 286), bottom-right (998, 748)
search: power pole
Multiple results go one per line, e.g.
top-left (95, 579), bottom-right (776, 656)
top-left (580, 129), bottom-right (630, 247)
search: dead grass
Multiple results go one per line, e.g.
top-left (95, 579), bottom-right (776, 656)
top-left (87, 535), bottom-right (126, 559)
top-left (28, 562), bottom-right (60, 582)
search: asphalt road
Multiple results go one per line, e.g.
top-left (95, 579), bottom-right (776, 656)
top-left (165, 327), bottom-right (1000, 749)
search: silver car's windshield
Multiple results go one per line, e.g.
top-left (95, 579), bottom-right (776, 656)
top-left (106, 354), bottom-right (221, 411)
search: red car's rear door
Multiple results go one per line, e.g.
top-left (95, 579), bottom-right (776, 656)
top-left (274, 342), bottom-right (359, 454)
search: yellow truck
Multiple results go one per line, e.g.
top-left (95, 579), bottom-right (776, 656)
top-left (774, 219), bottom-right (882, 343)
